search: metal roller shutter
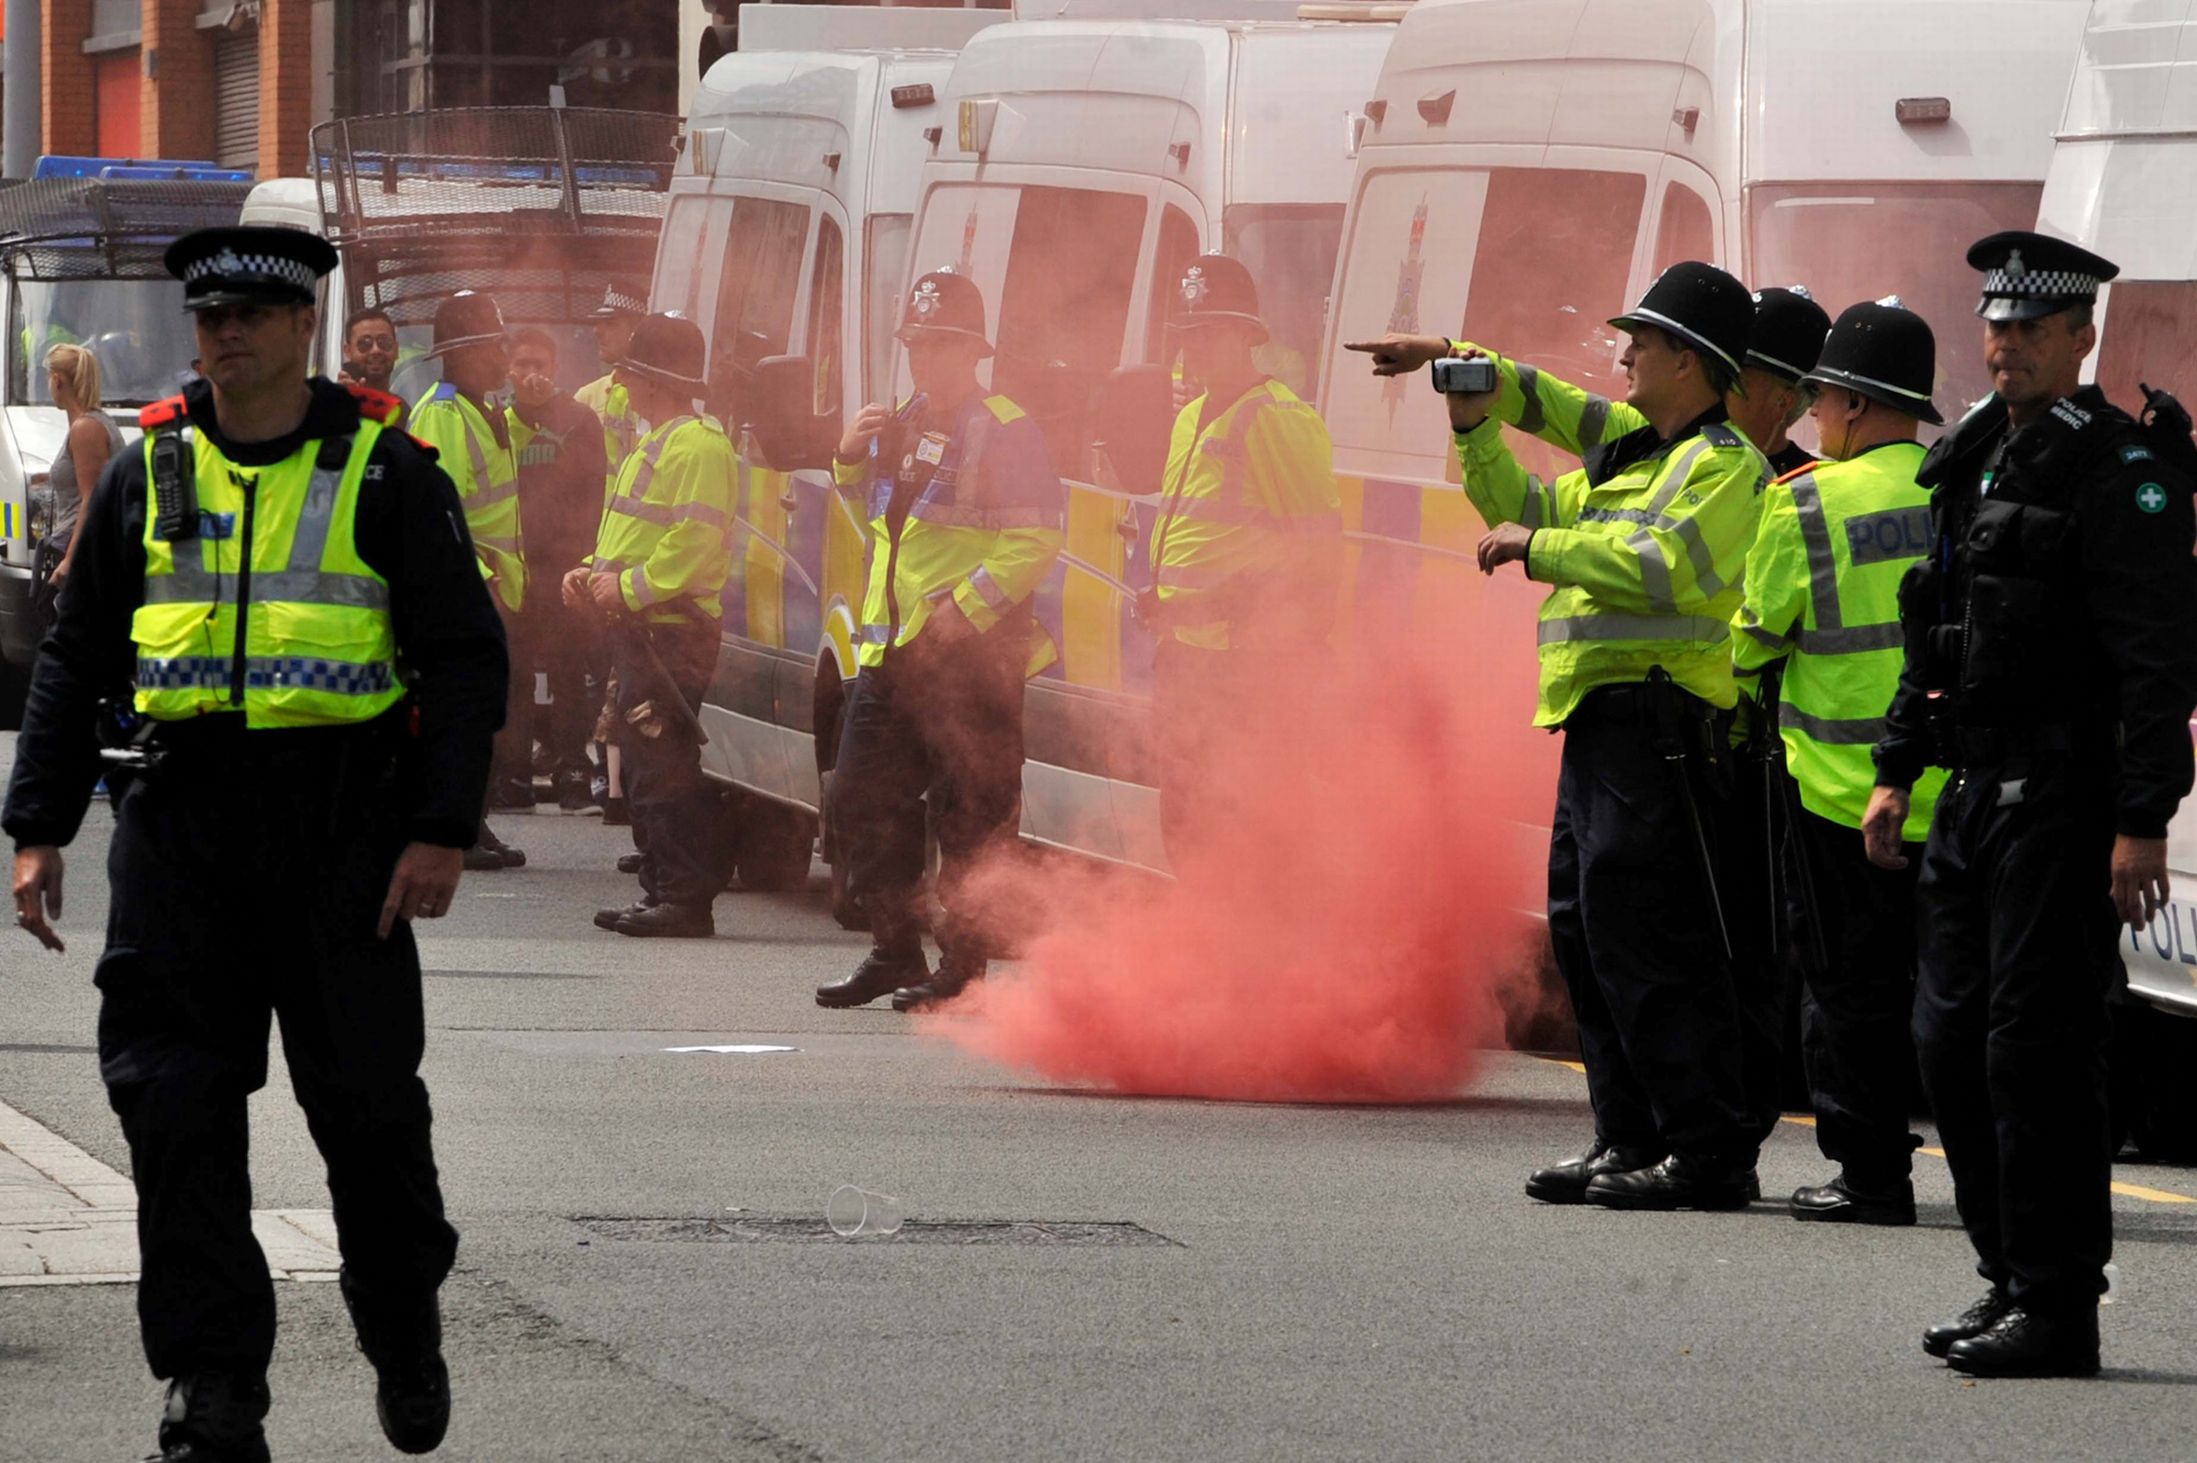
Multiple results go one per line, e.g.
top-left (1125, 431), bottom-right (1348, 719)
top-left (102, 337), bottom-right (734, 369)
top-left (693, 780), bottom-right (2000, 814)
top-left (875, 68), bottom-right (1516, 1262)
top-left (214, 33), bottom-right (261, 170)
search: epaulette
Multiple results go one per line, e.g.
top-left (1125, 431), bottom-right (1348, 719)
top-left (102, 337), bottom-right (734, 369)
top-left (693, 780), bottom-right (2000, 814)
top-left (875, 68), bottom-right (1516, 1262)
top-left (1699, 423), bottom-right (1744, 450)
top-left (408, 434), bottom-right (440, 461)
top-left (343, 380), bottom-right (405, 425)
top-left (426, 381), bottom-right (457, 404)
top-left (138, 395), bottom-right (188, 431)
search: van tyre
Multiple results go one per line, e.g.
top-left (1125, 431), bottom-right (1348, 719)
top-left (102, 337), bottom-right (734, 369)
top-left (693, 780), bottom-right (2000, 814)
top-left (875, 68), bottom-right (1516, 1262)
top-left (734, 797), bottom-right (817, 892)
top-left (2111, 999), bottom-right (2197, 1162)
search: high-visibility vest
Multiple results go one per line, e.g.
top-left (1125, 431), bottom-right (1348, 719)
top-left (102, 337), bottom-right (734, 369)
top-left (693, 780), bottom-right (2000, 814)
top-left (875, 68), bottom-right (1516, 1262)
top-left (412, 381), bottom-right (525, 612)
top-left (831, 393), bottom-right (1064, 673)
top-left (591, 413), bottom-right (737, 624)
top-left (1732, 443), bottom-right (1948, 837)
top-left (1456, 377), bottom-right (1770, 726)
top-left (1148, 378), bottom-right (1341, 651)
top-left (130, 400), bottom-right (404, 729)
top-left (577, 373), bottom-right (643, 495)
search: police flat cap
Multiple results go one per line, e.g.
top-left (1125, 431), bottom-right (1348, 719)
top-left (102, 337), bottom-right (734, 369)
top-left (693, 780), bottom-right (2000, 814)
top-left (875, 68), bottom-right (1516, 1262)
top-left (165, 226), bottom-right (337, 311)
top-left (1968, 230), bottom-right (2119, 322)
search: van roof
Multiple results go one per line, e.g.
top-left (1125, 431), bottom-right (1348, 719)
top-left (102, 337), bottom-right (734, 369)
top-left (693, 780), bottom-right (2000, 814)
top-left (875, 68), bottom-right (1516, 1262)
top-left (2059, 0), bottom-right (2197, 140)
top-left (937, 19), bottom-right (1393, 206)
top-left (1367, 0), bottom-right (2087, 184)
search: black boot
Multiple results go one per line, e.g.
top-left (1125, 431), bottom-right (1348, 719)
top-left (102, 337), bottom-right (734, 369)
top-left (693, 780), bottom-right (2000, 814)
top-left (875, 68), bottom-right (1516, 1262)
top-left (1790, 1171), bottom-right (1916, 1226)
top-left (148, 1374), bottom-right (271, 1463)
top-left (1945, 1305), bottom-right (2100, 1378)
top-left (817, 947), bottom-right (927, 1008)
top-left (1525, 1139), bottom-right (1665, 1205)
top-left (1583, 1153), bottom-right (1754, 1211)
top-left (891, 957), bottom-right (984, 1013)
top-left (594, 895), bottom-right (657, 931)
top-left (340, 1269), bottom-right (452, 1454)
top-left (1923, 1287), bottom-right (2015, 1358)
top-left (613, 901), bottom-right (715, 938)
top-left (616, 851), bottom-right (643, 875)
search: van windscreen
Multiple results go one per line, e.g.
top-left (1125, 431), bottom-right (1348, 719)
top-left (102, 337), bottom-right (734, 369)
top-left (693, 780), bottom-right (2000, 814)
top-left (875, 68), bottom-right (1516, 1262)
top-left (1224, 205), bottom-right (1344, 405)
top-left (1749, 182), bottom-right (2044, 440)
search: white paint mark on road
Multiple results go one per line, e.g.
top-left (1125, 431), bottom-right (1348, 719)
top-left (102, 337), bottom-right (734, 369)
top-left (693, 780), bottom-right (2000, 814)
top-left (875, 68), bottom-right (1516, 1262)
top-left (0, 1098), bottom-right (340, 1287)
top-left (662, 1045), bottom-right (801, 1055)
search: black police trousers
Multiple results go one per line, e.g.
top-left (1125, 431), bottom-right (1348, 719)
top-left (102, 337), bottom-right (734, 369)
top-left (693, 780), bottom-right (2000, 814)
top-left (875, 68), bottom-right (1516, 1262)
top-left (1549, 686), bottom-right (1755, 1159)
top-left (609, 617), bottom-right (732, 908)
top-left (1915, 758), bottom-right (2118, 1315)
top-left (834, 618), bottom-right (1027, 962)
top-left (1787, 805), bottom-right (1923, 1182)
top-left (1723, 749), bottom-right (1792, 1144)
top-left (95, 728), bottom-right (458, 1381)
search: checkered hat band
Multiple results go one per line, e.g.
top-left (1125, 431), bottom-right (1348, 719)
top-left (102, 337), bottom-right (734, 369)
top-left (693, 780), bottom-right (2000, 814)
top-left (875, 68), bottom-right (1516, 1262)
top-left (604, 288), bottom-right (644, 313)
top-left (184, 254), bottom-right (318, 293)
top-left (1983, 268), bottom-right (2098, 299)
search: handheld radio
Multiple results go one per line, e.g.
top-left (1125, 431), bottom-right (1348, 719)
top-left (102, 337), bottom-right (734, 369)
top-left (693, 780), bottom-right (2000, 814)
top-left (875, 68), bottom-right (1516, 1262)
top-left (150, 431), bottom-right (199, 542)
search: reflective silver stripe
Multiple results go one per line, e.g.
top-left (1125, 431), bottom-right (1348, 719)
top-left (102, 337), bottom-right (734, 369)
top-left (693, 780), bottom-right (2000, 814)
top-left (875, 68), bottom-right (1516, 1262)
top-left (1794, 621), bottom-right (1903, 655)
top-left (1513, 362), bottom-right (1546, 435)
top-left (1577, 393), bottom-right (1612, 447)
top-left (1785, 470), bottom-right (1844, 631)
top-left (609, 497), bottom-right (677, 526)
top-left (860, 622), bottom-right (894, 644)
top-left (1741, 620), bottom-right (1792, 650)
top-left (966, 565), bottom-right (1012, 613)
top-left (466, 475), bottom-right (520, 510)
top-left (615, 417), bottom-right (696, 509)
top-left (1156, 563), bottom-right (1237, 590)
top-left (905, 501), bottom-right (1059, 531)
top-left (1627, 526), bottom-right (1677, 612)
top-left (1644, 438), bottom-right (1715, 520)
top-left (472, 533), bottom-right (523, 554)
top-left (1537, 613), bottom-right (1730, 646)
top-left (142, 570), bottom-right (388, 609)
top-left (625, 564), bottom-right (663, 607)
top-left (1154, 496), bottom-right (1271, 527)
top-left (1782, 707), bottom-right (1887, 746)
top-left (287, 457), bottom-right (343, 573)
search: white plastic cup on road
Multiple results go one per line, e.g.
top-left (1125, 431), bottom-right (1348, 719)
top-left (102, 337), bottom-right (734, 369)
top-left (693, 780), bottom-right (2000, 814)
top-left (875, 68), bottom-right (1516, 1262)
top-left (827, 1185), bottom-right (905, 1238)
top-left (2103, 1262), bottom-right (2124, 1305)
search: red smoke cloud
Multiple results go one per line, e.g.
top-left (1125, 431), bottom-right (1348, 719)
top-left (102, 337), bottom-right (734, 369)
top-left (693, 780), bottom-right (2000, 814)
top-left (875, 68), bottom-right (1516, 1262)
top-left (924, 571), bottom-right (1563, 1103)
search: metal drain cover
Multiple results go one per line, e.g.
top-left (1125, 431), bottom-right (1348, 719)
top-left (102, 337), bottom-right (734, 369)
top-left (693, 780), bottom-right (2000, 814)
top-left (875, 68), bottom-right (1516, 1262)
top-left (575, 1216), bottom-right (1179, 1247)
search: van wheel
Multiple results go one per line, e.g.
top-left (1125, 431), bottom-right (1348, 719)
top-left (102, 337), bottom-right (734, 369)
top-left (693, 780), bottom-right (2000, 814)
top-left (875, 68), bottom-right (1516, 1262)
top-left (734, 797), bottom-right (817, 892)
top-left (2114, 1000), bottom-right (2197, 1163)
top-left (0, 656), bottom-right (27, 732)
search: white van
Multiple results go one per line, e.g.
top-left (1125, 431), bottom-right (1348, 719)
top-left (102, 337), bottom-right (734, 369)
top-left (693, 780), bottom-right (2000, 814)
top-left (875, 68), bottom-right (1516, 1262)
top-left (0, 166), bottom-right (251, 724)
top-left (2037, 0), bottom-right (2197, 1150)
top-left (724, 10), bottom-right (1396, 884)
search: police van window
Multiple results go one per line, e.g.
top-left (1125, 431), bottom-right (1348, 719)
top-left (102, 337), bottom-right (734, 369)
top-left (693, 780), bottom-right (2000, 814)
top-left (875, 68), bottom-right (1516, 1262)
top-left (1463, 169), bottom-right (1647, 399)
top-left (1224, 205), bottom-right (1343, 403)
top-left (1750, 182), bottom-right (2043, 440)
top-left (808, 213), bottom-right (845, 417)
top-left (653, 195), bottom-right (713, 322)
top-left (2092, 281), bottom-right (2197, 415)
top-left (1146, 204), bottom-right (1201, 367)
top-left (1651, 182), bottom-right (1714, 276)
top-left (864, 215), bottom-right (912, 405)
top-left (994, 186), bottom-right (1145, 478)
top-left (709, 197), bottom-right (809, 417)
top-left (12, 278), bottom-right (199, 407)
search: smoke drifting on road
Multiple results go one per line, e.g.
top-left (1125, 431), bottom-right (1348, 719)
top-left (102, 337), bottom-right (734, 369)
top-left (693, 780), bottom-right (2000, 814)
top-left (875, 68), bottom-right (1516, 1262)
top-left (925, 573), bottom-right (1561, 1104)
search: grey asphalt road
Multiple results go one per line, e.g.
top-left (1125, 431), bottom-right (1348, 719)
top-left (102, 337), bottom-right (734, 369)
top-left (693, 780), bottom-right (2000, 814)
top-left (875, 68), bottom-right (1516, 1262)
top-left (6, 734), bottom-right (2197, 1462)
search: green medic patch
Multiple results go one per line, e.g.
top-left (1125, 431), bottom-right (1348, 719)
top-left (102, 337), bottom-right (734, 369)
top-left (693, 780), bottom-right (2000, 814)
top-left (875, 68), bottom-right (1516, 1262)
top-left (2136, 482), bottom-right (2169, 514)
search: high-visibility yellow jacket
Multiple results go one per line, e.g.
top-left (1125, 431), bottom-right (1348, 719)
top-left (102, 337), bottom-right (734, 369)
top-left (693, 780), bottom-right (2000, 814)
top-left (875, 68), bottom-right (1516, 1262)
top-left (1731, 444), bottom-right (1947, 838)
top-left (590, 414), bottom-right (738, 624)
top-left (1455, 356), bottom-right (1770, 726)
top-left (831, 393), bottom-right (1063, 672)
top-left (1149, 379), bottom-right (1342, 651)
top-left (131, 405), bottom-right (404, 728)
top-left (578, 372), bottom-right (643, 494)
top-left (1451, 340), bottom-right (1647, 451)
top-left (411, 382), bottom-right (525, 612)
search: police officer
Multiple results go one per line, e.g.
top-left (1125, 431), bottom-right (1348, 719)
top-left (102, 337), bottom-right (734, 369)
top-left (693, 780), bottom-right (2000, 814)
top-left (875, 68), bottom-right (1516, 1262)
top-left (411, 291), bottom-right (532, 862)
top-left (813, 270), bottom-right (1064, 1012)
top-left (1140, 255), bottom-right (1342, 872)
top-left (1730, 287), bottom-right (1833, 478)
top-left (4, 226), bottom-right (505, 1461)
top-left (1368, 263), bottom-right (1769, 1208)
top-left (1865, 233), bottom-right (2197, 1376)
top-left (1732, 300), bottom-right (1951, 1225)
top-left (578, 284), bottom-right (647, 476)
top-left (569, 314), bottom-right (739, 938)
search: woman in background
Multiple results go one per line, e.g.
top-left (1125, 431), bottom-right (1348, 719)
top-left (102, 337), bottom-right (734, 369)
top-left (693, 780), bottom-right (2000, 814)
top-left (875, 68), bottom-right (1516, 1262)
top-left (39, 343), bottom-right (124, 608)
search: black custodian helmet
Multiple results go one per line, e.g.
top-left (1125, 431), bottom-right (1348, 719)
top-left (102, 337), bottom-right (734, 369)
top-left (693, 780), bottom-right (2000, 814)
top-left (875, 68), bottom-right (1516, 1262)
top-left (1609, 261), bottom-right (1755, 380)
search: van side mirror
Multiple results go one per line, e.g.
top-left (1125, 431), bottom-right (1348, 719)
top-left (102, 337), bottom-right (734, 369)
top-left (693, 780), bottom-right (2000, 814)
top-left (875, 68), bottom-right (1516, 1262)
top-left (1095, 365), bottom-right (1175, 494)
top-left (745, 355), bottom-right (835, 472)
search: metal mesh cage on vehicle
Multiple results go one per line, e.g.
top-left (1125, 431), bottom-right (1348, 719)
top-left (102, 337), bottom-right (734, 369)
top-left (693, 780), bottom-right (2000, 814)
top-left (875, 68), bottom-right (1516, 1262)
top-left (0, 178), bottom-right (254, 279)
top-left (310, 107), bottom-right (677, 324)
